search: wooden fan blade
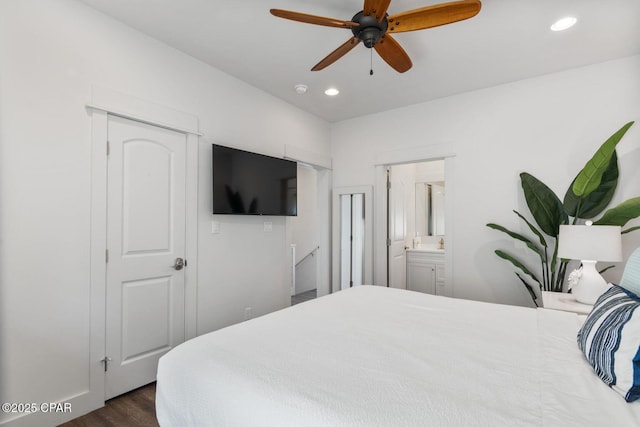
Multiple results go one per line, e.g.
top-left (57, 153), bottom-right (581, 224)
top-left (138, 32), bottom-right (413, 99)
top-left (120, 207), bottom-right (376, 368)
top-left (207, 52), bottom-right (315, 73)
top-left (312, 37), bottom-right (361, 71)
top-left (387, 0), bottom-right (481, 33)
top-left (270, 9), bottom-right (359, 29)
top-left (363, 0), bottom-right (392, 22)
top-left (374, 34), bottom-right (412, 73)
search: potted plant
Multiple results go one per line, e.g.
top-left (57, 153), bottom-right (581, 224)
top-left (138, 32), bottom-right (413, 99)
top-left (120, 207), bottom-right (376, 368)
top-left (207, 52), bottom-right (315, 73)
top-left (487, 122), bottom-right (640, 306)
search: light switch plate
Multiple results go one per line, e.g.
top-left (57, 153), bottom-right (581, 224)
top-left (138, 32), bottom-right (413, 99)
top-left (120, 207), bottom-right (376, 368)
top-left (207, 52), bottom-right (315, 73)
top-left (264, 221), bottom-right (273, 232)
top-left (212, 220), bottom-right (220, 234)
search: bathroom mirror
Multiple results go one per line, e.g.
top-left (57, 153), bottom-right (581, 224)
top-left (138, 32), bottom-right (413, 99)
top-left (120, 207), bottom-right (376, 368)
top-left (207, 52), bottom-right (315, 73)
top-left (415, 181), bottom-right (445, 236)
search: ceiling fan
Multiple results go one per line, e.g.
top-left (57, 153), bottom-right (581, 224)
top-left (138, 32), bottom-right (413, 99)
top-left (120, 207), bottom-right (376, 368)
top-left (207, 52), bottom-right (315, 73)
top-left (270, 0), bottom-right (481, 73)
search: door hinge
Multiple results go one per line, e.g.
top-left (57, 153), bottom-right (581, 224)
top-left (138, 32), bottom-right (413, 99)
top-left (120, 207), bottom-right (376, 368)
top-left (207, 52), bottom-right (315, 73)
top-left (386, 238), bottom-right (391, 247)
top-left (387, 180), bottom-right (391, 190)
top-left (105, 249), bottom-right (109, 263)
top-left (106, 140), bottom-right (110, 156)
top-left (101, 356), bottom-right (112, 372)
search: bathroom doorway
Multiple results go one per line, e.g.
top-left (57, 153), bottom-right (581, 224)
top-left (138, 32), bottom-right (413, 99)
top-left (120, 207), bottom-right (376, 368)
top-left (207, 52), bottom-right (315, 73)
top-left (386, 159), bottom-right (446, 290)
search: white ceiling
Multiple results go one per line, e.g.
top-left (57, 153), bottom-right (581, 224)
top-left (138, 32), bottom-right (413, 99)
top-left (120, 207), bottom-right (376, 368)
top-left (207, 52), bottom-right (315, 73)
top-left (79, 0), bottom-right (640, 122)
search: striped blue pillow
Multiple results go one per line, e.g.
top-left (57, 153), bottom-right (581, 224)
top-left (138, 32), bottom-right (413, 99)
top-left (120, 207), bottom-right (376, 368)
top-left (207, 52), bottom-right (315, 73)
top-left (577, 285), bottom-right (640, 402)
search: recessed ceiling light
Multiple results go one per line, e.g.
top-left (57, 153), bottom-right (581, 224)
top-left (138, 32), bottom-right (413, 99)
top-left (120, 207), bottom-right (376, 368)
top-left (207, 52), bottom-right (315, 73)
top-left (551, 16), bottom-right (577, 32)
top-left (294, 84), bottom-right (308, 94)
top-left (324, 88), bottom-right (340, 96)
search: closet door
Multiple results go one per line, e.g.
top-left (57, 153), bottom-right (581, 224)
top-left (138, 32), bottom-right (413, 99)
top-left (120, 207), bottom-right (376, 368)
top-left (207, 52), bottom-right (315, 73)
top-left (104, 115), bottom-right (187, 399)
top-left (332, 186), bottom-right (372, 292)
top-left (340, 193), bottom-right (365, 289)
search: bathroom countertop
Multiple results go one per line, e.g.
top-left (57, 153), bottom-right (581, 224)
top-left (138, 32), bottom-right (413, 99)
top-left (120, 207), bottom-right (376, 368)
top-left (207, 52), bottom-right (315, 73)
top-left (406, 246), bottom-right (445, 254)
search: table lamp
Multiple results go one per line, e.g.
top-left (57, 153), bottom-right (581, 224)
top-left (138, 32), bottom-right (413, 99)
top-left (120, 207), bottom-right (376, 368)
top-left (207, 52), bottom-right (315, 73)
top-left (558, 222), bottom-right (622, 305)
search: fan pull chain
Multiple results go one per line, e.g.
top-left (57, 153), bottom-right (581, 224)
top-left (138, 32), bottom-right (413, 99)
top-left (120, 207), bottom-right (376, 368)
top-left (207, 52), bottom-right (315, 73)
top-left (370, 48), bottom-right (374, 76)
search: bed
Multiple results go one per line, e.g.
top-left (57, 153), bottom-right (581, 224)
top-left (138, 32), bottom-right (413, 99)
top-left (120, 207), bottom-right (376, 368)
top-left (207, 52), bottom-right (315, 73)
top-left (156, 285), bottom-right (640, 426)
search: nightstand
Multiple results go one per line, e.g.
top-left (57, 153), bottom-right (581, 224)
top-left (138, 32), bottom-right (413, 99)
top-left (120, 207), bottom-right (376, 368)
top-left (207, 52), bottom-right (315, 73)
top-left (541, 291), bottom-right (593, 324)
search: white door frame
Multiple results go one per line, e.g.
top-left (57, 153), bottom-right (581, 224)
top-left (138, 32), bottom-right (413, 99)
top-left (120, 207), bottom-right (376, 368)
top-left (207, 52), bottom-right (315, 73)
top-left (283, 145), bottom-right (332, 298)
top-left (332, 186), bottom-right (373, 292)
top-left (87, 87), bottom-right (200, 411)
top-left (374, 144), bottom-right (456, 296)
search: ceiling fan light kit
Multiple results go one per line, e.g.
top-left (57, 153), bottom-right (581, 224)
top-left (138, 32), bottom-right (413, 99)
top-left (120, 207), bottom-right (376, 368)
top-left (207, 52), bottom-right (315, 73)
top-left (270, 0), bottom-right (481, 73)
top-left (350, 11), bottom-right (388, 48)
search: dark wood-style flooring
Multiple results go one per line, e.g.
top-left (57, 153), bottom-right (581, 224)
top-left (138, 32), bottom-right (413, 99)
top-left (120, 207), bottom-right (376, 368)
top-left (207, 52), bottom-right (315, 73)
top-left (291, 288), bottom-right (317, 305)
top-left (59, 383), bottom-right (158, 427)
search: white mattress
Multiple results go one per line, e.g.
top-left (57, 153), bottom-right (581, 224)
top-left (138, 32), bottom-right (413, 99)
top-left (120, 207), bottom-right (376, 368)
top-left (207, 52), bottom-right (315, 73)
top-left (156, 286), bottom-right (640, 426)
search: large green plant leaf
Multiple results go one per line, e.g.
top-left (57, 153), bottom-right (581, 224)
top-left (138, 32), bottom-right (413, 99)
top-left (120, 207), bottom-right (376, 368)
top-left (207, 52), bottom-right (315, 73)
top-left (599, 265), bottom-right (616, 274)
top-left (494, 249), bottom-right (542, 287)
top-left (623, 226), bottom-right (640, 234)
top-left (486, 223), bottom-right (544, 262)
top-left (515, 272), bottom-right (538, 307)
top-left (550, 240), bottom-right (560, 281)
top-left (594, 197), bottom-right (640, 227)
top-left (572, 121), bottom-right (634, 197)
top-left (513, 210), bottom-right (547, 247)
top-left (564, 151), bottom-right (618, 219)
top-left (520, 172), bottom-right (568, 237)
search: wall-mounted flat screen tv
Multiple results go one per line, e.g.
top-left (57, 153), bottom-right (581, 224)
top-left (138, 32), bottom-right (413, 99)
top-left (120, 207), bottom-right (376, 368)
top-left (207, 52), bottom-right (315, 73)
top-left (212, 144), bottom-right (297, 216)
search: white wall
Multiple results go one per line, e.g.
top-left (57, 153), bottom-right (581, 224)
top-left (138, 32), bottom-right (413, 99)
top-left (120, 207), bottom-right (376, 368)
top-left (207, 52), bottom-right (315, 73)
top-left (0, 0), bottom-right (330, 424)
top-left (415, 160), bottom-right (445, 184)
top-left (290, 165), bottom-right (319, 265)
top-left (331, 55), bottom-right (640, 306)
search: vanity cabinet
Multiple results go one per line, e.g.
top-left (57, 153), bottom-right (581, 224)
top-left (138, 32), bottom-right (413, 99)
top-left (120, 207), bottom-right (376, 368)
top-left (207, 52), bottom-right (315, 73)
top-left (406, 250), bottom-right (445, 295)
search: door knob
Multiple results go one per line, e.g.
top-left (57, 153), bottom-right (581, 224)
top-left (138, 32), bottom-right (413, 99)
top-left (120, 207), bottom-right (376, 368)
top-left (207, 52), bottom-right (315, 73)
top-left (173, 257), bottom-right (185, 270)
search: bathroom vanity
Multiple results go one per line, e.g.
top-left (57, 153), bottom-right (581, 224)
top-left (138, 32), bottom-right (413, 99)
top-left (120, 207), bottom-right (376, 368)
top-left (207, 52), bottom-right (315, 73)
top-left (406, 247), bottom-right (445, 295)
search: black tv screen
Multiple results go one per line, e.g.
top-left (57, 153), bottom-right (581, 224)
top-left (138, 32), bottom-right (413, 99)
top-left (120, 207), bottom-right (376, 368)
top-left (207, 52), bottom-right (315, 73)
top-left (212, 144), bottom-right (297, 216)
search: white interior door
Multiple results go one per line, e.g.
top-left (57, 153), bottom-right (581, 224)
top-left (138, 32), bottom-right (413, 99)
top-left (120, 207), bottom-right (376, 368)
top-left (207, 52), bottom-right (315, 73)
top-left (332, 186), bottom-right (373, 292)
top-left (339, 193), bottom-right (365, 290)
top-left (105, 115), bottom-right (187, 399)
top-left (388, 167), bottom-right (408, 289)
top-left (340, 194), bottom-right (352, 289)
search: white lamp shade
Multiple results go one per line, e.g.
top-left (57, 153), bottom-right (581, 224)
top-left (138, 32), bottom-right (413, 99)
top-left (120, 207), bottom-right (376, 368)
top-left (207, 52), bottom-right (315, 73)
top-left (558, 224), bottom-right (622, 262)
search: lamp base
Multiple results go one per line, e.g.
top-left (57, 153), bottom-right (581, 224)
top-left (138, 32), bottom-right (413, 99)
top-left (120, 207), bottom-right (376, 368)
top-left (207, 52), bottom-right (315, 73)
top-left (572, 260), bottom-right (611, 305)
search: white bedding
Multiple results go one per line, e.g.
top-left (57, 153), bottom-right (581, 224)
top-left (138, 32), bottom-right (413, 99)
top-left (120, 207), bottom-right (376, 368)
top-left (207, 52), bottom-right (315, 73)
top-left (156, 286), bottom-right (640, 426)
